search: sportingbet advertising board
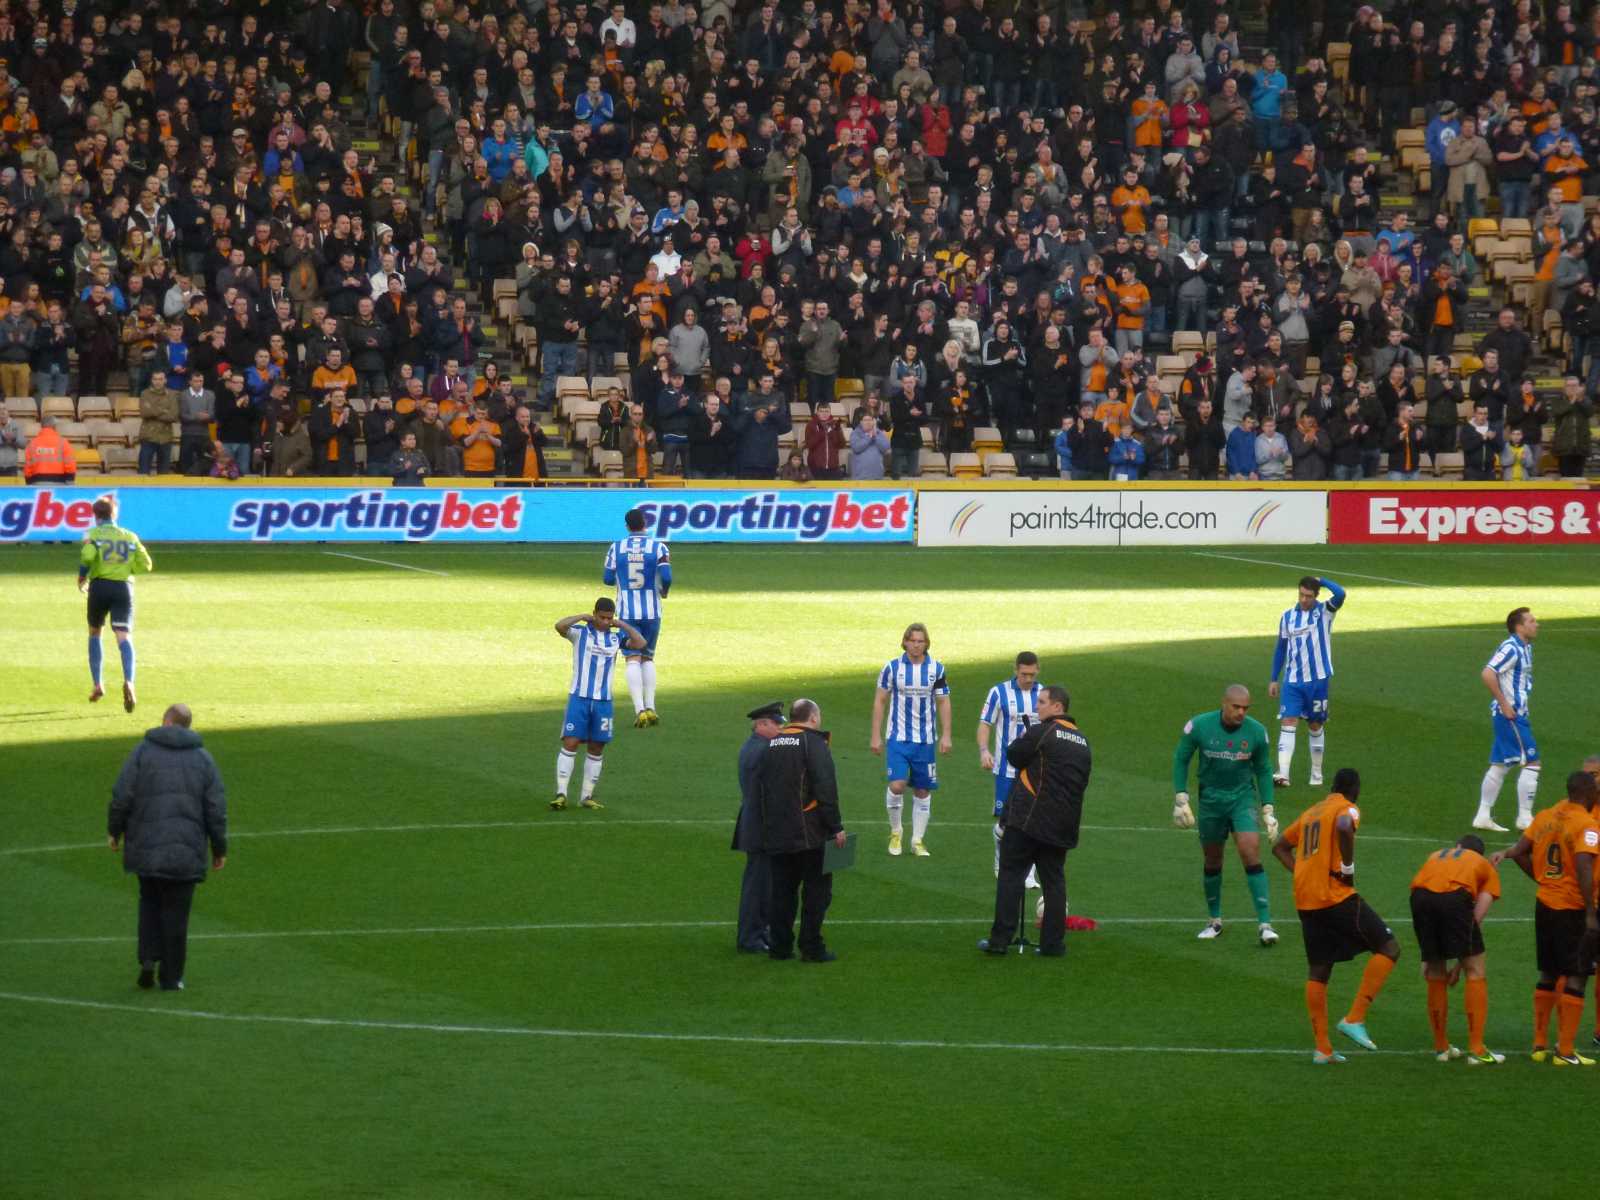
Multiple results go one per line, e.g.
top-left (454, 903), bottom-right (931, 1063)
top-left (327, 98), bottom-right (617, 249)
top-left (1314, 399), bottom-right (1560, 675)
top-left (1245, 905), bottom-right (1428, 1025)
top-left (0, 487), bottom-right (915, 544)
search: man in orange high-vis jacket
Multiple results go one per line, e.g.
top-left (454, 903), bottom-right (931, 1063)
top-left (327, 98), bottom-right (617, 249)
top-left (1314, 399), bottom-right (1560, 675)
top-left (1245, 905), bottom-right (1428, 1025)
top-left (24, 415), bottom-right (77, 483)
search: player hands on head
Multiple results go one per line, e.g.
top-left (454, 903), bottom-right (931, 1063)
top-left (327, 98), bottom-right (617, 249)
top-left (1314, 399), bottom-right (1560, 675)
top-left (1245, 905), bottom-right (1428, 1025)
top-left (1273, 767), bottom-right (1403, 1063)
top-left (552, 597), bottom-right (646, 812)
top-left (1268, 576), bottom-right (1345, 788)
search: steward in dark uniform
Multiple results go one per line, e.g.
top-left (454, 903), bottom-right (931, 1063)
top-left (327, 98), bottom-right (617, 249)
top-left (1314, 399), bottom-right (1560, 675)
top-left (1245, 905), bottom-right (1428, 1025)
top-left (755, 699), bottom-right (846, 962)
top-left (732, 701), bottom-right (784, 954)
top-left (982, 686), bottom-right (1092, 957)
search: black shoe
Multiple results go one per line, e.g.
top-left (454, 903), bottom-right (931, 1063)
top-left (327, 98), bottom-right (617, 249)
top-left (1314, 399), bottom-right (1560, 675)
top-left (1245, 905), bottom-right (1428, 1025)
top-left (137, 963), bottom-right (155, 990)
top-left (768, 949), bottom-right (795, 960)
top-left (159, 980), bottom-right (184, 991)
top-left (800, 950), bottom-right (837, 962)
top-left (1035, 945), bottom-right (1066, 958)
top-left (977, 938), bottom-right (1008, 955)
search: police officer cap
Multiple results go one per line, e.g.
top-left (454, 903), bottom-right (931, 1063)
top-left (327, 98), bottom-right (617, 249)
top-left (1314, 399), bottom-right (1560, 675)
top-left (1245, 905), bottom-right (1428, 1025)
top-left (746, 701), bottom-right (785, 722)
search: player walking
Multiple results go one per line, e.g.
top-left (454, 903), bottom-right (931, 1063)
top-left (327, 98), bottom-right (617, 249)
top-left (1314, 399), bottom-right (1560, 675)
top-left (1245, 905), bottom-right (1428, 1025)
top-left (872, 622), bottom-right (951, 857)
top-left (1272, 768), bottom-right (1402, 1063)
top-left (1409, 835), bottom-right (1504, 1064)
top-left (603, 509), bottom-right (672, 728)
top-left (1495, 770), bottom-right (1600, 1066)
top-left (1474, 607), bottom-right (1539, 833)
top-left (1268, 576), bottom-right (1346, 788)
top-left (552, 599), bottom-right (645, 811)
top-left (79, 496), bottom-right (153, 713)
top-left (1172, 684), bottom-right (1279, 945)
top-left (979, 652), bottom-right (1040, 882)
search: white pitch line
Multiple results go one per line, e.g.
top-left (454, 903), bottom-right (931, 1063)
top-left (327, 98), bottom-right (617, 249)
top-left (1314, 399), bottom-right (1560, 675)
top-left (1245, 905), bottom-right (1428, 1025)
top-left (0, 913), bottom-right (1536, 948)
top-left (0, 819), bottom-right (1445, 858)
top-left (0, 991), bottom-right (1363, 1056)
top-left (321, 550), bottom-right (449, 576)
top-left (1189, 551), bottom-right (1429, 588)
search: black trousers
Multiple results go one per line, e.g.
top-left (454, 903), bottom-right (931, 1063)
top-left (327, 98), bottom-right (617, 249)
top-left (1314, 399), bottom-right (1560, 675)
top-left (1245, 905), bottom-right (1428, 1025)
top-left (737, 850), bottom-right (772, 950)
top-left (137, 876), bottom-right (196, 988)
top-left (768, 846), bottom-right (832, 957)
top-left (989, 827), bottom-right (1068, 954)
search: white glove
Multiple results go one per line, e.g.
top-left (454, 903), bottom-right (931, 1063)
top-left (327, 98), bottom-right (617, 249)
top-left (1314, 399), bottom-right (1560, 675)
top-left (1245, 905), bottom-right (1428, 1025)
top-left (1172, 792), bottom-right (1196, 829)
top-left (1262, 803), bottom-right (1280, 841)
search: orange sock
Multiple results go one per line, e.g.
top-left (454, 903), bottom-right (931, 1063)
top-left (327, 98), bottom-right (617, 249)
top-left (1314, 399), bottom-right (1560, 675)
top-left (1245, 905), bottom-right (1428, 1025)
top-left (1425, 977), bottom-right (1450, 1052)
top-left (1306, 980), bottom-right (1331, 1054)
top-left (1464, 977), bottom-right (1488, 1055)
top-left (1557, 992), bottom-right (1584, 1057)
top-left (1344, 954), bottom-right (1396, 1024)
top-left (1534, 985), bottom-right (1558, 1050)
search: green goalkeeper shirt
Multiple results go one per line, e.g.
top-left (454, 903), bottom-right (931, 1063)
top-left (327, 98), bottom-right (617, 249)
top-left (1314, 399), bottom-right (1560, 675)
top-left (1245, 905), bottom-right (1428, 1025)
top-left (79, 523), bottom-right (154, 583)
top-left (1171, 709), bottom-right (1273, 805)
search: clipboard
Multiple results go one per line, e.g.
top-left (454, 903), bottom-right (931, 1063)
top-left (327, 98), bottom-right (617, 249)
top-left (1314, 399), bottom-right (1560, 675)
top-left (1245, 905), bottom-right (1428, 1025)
top-left (824, 832), bottom-right (857, 872)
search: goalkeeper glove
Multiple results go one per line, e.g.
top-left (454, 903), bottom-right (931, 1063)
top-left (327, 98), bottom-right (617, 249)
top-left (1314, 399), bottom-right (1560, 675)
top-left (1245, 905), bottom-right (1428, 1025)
top-left (1172, 792), bottom-right (1196, 829)
top-left (1261, 803), bottom-right (1279, 841)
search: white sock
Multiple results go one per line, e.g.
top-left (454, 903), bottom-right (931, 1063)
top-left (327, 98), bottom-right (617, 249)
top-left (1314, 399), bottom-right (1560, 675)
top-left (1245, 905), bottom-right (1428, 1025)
top-left (581, 753), bottom-right (604, 800)
top-left (640, 659), bottom-right (657, 711)
top-left (624, 660), bottom-right (644, 714)
top-left (1477, 763), bottom-right (1509, 820)
top-left (911, 794), bottom-right (931, 843)
top-left (1277, 726), bottom-right (1296, 778)
top-left (1516, 765), bottom-right (1540, 820)
top-left (886, 787), bottom-right (903, 834)
top-left (1308, 730), bottom-right (1326, 777)
top-left (993, 821), bottom-right (1003, 876)
top-left (555, 748), bottom-right (576, 795)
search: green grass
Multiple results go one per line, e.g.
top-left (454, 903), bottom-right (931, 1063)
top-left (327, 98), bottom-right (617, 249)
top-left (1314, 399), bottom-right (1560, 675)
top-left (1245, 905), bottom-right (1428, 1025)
top-left (4, 542), bottom-right (1600, 1199)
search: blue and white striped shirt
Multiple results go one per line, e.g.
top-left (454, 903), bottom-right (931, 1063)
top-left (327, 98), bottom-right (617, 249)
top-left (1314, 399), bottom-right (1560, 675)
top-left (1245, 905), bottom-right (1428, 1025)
top-left (603, 535), bottom-right (672, 621)
top-left (877, 654), bottom-right (949, 744)
top-left (567, 623), bottom-right (623, 700)
top-left (980, 678), bottom-right (1040, 778)
top-left (1486, 635), bottom-right (1533, 717)
top-left (1272, 580), bottom-right (1345, 685)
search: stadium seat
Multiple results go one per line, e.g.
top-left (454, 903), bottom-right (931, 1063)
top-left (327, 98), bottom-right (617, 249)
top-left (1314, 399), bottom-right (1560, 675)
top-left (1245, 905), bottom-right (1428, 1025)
top-left (1500, 218), bottom-right (1532, 238)
top-left (347, 396), bottom-right (368, 414)
top-left (594, 449), bottom-right (623, 479)
top-left (41, 395), bottom-right (75, 420)
top-left (568, 398), bottom-right (601, 428)
top-left (918, 449), bottom-right (949, 478)
top-left (1156, 355), bottom-right (1187, 380)
top-left (119, 417), bottom-right (143, 444)
top-left (556, 375), bottom-right (590, 401)
top-left (789, 401), bottom-right (812, 425)
top-left (983, 452), bottom-right (1018, 478)
top-left (77, 395), bottom-right (112, 421)
top-left (17, 417), bottom-right (38, 440)
top-left (58, 420), bottom-right (92, 447)
top-left (74, 445), bottom-right (102, 471)
top-left (112, 393), bottom-right (140, 419)
top-left (972, 426), bottom-right (1003, 452)
top-left (1020, 451), bottom-right (1053, 478)
top-left (834, 378), bottom-right (864, 401)
top-left (949, 452), bottom-right (982, 478)
top-left (1172, 332), bottom-right (1205, 354)
top-left (589, 375), bottom-right (624, 397)
top-left (1393, 128), bottom-right (1425, 152)
top-left (88, 418), bottom-right (127, 446)
top-left (573, 419), bottom-right (600, 447)
top-left (5, 395), bottom-right (37, 419)
top-left (920, 425), bottom-right (935, 448)
top-left (100, 444), bottom-right (138, 473)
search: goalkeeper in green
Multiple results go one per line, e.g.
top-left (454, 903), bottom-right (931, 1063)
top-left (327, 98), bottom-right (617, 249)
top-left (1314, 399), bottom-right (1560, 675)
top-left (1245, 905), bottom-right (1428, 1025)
top-left (1171, 684), bottom-right (1279, 946)
top-left (79, 496), bottom-right (153, 713)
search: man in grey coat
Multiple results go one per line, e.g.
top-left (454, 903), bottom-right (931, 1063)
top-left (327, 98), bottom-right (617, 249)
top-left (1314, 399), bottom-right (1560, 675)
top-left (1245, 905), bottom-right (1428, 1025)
top-left (107, 704), bottom-right (227, 991)
top-left (732, 701), bottom-right (784, 953)
top-left (178, 376), bottom-right (216, 476)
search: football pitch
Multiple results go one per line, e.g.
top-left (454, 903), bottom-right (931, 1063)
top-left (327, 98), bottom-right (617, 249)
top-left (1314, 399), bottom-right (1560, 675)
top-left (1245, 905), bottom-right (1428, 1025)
top-left (4, 541), bottom-right (1599, 1199)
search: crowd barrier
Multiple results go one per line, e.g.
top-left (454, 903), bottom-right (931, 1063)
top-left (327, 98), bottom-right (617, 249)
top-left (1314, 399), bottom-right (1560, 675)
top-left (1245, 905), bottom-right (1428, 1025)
top-left (0, 482), bottom-right (1594, 546)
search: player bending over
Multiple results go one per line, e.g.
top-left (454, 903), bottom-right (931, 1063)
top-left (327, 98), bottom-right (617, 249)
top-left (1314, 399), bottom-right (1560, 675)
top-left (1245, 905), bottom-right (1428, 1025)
top-left (1273, 768), bottom-right (1402, 1063)
top-left (1409, 835), bottom-right (1504, 1064)
top-left (603, 508), bottom-right (672, 728)
top-left (1268, 576), bottom-right (1345, 788)
top-left (1474, 607), bottom-right (1539, 833)
top-left (1172, 684), bottom-right (1279, 946)
top-left (79, 497), bottom-right (153, 713)
top-left (871, 622), bottom-right (951, 857)
top-left (552, 599), bottom-right (645, 811)
top-left (1494, 769), bottom-right (1600, 1066)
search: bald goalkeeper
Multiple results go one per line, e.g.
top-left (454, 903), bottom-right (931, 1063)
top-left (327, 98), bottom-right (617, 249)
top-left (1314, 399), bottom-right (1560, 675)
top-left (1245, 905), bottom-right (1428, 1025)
top-left (1172, 684), bottom-right (1280, 947)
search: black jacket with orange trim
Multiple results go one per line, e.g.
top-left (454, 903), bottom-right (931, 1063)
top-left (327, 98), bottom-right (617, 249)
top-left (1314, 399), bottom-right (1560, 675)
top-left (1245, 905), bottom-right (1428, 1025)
top-left (755, 723), bottom-right (842, 855)
top-left (1002, 715), bottom-right (1092, 849)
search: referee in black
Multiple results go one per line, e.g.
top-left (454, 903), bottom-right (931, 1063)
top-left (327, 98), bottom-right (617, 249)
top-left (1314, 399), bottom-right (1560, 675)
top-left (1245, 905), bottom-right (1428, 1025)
top-left (980, 686), bottom-right (1092, 957)
top-left (755, 698), bottom-right (847, 962)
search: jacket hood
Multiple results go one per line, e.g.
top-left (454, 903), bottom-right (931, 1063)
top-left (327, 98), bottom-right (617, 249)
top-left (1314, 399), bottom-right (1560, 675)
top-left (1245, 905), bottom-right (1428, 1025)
top-left (145, 724), bottom-right (204, 750)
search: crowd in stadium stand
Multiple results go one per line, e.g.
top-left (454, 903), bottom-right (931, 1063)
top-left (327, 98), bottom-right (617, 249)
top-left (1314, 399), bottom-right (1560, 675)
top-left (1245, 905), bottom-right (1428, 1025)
top-left (0, 0), bottom-right (1597, 485)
